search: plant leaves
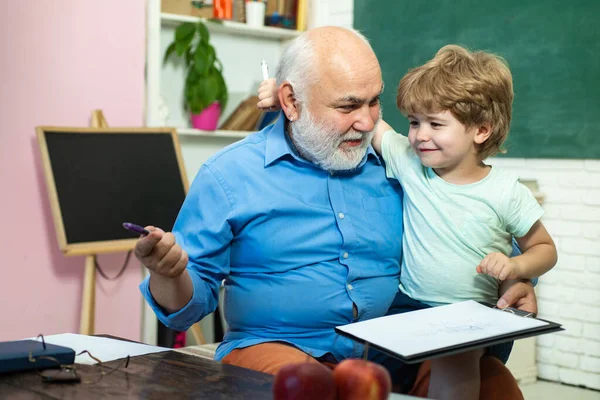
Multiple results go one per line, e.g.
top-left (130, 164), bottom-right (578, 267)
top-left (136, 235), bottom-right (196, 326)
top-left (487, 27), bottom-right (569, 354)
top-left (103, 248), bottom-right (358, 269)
top-left (185, 82), bottom-right (204, 113)
top-left (163, 42), bottom-right (176, 65)
top-left (215, 69), bottom-right (228, 110)
top-left (175, 23), bottom-right (196, 42)
top-left (184, 70), bottom-right (220, 114)
top-left (197, 22), bottom-right (210, 45)
top-left (175, 23), bottom-right (196, 56)
top-left (185, 48), bottom-right (193, 65)
top-left (206, 45), bottom-right (216, 69)
top-left (167, 21), bottom-right (229, 114)
top-left (194, 42), bottom-right (210, 76)
top-left (200, 72), bottom-right (219, 104)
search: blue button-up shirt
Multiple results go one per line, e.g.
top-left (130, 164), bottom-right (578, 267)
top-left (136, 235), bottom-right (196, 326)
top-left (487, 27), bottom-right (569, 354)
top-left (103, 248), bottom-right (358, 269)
top-left (140, 114), bottom-right (404, 361)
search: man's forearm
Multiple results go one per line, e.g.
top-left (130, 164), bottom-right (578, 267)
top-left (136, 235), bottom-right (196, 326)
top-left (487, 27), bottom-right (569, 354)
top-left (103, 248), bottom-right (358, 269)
top-left (148, 270), bottom-right (194, 314)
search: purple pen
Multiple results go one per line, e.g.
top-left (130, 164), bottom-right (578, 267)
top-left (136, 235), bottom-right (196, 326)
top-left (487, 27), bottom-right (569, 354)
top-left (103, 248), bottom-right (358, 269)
top-left (122, 222), bottom-right (150, 236)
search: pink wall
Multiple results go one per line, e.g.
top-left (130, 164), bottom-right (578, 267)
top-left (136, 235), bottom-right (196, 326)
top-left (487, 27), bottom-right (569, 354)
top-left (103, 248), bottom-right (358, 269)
top-left (0, 1), bottom-right (146, 341)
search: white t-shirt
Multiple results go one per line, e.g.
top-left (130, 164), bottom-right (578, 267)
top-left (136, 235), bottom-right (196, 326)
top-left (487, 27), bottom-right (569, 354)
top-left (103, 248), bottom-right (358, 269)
top-left (382, 130), bottom-right (544, 306)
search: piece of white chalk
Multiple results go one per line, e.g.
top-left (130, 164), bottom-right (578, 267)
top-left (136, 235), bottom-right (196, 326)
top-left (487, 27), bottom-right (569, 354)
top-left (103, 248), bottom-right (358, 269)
top-left (261, 59), bottom-right (269, 80)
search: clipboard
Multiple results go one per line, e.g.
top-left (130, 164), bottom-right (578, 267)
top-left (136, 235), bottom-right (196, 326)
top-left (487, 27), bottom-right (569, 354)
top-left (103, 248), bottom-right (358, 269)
top-left (335, 300), bottom-right (563, 364)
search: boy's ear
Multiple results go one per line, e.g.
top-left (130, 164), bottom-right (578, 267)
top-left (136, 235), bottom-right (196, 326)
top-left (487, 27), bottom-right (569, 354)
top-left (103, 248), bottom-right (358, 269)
top-left (278, 82), bottom-right (299, 121)
top-left (473, 123), bottom-right (493, 145)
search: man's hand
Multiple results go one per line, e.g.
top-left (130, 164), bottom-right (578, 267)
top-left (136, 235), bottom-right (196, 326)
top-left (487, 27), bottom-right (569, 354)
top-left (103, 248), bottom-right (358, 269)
top-left (134, 226), bottom-right (188, 279)
top-left (497, 280), bottom-right (538, 315)
top-left (257, 78), bottom-right (280, 110)
top-left (477, 252), bottom-right (522, 280)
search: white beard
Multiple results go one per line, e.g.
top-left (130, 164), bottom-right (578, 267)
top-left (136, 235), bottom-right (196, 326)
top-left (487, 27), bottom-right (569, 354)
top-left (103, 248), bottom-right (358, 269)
top-left (289, 108), bottom-right (378, 172)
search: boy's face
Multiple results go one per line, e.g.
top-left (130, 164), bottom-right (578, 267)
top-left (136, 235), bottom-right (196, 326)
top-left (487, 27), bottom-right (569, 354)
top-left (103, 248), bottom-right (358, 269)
top-left (407, 111), bottom-right (480, 172)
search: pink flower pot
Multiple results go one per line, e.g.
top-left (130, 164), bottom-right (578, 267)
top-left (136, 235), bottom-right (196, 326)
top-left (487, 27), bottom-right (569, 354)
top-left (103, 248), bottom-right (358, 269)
top-left (190, 102), bottom-right (221, 130)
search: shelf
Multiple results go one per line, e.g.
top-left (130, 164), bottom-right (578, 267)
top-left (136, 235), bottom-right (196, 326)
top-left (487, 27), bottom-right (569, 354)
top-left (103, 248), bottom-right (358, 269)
top-left (176, 128), bottom-right (252, 139)
top-left (161, 13), bottom-right (302, 40)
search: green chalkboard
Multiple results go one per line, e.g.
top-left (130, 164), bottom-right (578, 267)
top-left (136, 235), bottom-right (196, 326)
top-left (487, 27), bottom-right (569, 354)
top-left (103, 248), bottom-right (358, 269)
top-left (355, 0), bottom-right (600, 159)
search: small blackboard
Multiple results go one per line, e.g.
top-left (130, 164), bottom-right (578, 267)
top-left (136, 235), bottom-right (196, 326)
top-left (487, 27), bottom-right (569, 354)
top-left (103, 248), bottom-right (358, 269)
top-left (36, 127), bottom-right (188, 256)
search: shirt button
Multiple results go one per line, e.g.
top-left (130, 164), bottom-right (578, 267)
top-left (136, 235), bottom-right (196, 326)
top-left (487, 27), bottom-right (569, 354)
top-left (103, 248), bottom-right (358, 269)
top-left (343, 252), bottom-right (349, 259)
top-left (347, 284), bottom-right (354, 290)
top-left (338, 212), bottom-right (345, 219)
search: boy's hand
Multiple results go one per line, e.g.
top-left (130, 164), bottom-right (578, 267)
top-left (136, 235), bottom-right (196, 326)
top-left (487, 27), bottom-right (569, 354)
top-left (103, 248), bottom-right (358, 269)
top-left (477, 252), bottom-right (522, 280)
top-left (257, 78), bottom-right (280, 110)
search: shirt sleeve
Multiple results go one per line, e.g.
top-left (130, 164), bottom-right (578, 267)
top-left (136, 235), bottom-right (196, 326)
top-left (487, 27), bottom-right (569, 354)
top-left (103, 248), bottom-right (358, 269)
top-left (139, 164), bottom-right (234, 332)
top-left (380, 129), bottom-right (412, 183)
top-left (504, 180), bottom-right (545, 238)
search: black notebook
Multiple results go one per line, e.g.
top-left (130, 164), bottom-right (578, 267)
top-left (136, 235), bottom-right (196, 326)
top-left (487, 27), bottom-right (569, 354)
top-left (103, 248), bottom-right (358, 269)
top-left (0, 340), bottom-right (75, 374)
top-left (335, 300), bottom-right (563, 364)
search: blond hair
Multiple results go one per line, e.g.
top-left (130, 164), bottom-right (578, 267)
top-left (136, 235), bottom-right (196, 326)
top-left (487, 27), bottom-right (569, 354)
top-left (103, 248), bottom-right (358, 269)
top-left (396, 45), bottom-right (514, 160)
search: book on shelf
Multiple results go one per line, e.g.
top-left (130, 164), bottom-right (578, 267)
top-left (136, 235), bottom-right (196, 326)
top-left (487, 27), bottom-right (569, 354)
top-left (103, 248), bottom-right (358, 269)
top-left (219, 96), bottom-right (264, 131)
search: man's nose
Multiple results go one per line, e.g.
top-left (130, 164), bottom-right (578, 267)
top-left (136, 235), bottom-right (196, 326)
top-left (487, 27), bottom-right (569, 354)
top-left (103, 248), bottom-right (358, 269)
top-left (352, 105), bottom-right (377, 133)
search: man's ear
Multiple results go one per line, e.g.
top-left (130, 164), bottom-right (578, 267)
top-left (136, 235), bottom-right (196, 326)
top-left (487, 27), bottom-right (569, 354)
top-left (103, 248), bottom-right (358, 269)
top-left (278, 81), bottom-right (299, 122)
top-left (473, 123), bottom-right (493, 145)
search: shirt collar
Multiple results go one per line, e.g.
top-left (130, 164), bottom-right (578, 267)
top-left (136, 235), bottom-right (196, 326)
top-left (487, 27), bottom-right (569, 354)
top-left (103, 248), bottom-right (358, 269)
top-left (264, 112), bottom-right (294, 167)
top-left (264, 112), bottom-right (382, 168)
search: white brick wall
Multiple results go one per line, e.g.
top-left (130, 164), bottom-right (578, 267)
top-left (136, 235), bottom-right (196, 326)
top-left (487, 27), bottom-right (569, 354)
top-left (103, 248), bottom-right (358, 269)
top-left (326, 0), bottom-right (600, 392)
top-left (490, 157), bottom-right (600, 391)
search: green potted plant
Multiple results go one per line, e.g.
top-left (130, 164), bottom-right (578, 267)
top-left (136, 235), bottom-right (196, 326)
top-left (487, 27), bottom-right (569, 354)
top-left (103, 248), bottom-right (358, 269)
top-left (164, 21), bottom-right (228, 130)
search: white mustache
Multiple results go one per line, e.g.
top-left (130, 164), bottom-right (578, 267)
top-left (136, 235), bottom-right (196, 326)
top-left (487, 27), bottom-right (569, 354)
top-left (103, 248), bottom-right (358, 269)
top-left (340, 132), bottom-right (365, 141)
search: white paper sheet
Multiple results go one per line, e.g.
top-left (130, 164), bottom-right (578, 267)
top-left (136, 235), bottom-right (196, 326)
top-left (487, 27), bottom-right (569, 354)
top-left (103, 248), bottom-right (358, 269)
top-left (337, 301), bottom-right (549, 358)
top-left (27, 333), bottom-right (169, 364)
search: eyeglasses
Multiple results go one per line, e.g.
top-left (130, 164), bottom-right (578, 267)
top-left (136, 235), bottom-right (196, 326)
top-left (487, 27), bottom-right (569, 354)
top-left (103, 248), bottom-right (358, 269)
top-left (28, 334), bottom-right (130, 384)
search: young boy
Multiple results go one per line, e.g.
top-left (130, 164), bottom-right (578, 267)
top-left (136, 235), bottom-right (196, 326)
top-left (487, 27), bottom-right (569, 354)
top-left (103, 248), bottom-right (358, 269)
top-left (258, 45), bottom-right (557, 400)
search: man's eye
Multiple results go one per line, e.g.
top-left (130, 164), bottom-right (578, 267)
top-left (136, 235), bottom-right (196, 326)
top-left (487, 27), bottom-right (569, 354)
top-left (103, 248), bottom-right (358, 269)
top-left (369, 97), bottom-right (380, 106)
top-left (339, 105), bottom-right (356, 111)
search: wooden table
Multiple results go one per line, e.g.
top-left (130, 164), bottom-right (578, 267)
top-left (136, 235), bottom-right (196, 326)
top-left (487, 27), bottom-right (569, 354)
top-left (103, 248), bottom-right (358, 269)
top-left (0, 349), bottom-right (273, 399)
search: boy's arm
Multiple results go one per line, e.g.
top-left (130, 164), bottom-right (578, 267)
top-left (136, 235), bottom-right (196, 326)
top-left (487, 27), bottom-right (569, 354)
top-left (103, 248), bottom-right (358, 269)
top-left (512, 220), bottom-right (557, 278)
top-left (371, 119), bottom-right (393, 154)
top-left (478, 220), bottom-right (557, 280)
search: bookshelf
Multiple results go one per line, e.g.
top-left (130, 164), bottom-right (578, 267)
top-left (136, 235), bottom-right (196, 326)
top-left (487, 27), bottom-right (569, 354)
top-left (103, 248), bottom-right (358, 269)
top-left (161, 12), bottom-right (302, 40)
top-left (143, 0), bottom-right (300, 346)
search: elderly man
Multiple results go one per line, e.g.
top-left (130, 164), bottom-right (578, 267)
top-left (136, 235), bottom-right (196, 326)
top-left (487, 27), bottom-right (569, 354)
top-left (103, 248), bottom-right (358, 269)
top-left (136, 27), bottom-right (534, 398)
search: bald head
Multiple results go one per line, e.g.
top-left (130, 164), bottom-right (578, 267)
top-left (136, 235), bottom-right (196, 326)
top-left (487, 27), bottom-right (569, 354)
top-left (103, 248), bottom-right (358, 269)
top-left (276, 26), bottom-right (381, 105)
top-left (306, 27), bottom-right (380, 83)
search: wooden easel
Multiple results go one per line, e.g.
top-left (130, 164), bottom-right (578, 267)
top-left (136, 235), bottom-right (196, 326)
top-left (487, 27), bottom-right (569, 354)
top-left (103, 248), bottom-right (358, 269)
top-left (80, 110), bottom-right (206, 345)
top-left (79, 110), bottom-right (108, 335)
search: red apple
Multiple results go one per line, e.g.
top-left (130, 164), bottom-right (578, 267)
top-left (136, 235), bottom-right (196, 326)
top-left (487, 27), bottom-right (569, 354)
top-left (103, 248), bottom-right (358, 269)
top-left (273, 362), bottom-right (337, 400)
top-left (333, 358), bottom-right (392, 400)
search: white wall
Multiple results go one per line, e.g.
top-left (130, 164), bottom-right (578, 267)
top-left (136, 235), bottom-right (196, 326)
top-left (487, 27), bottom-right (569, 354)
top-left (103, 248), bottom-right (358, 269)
top-left (321, 0), bottom-right (600, 391)
top-left (489, 158), bottom-right (600, 391)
